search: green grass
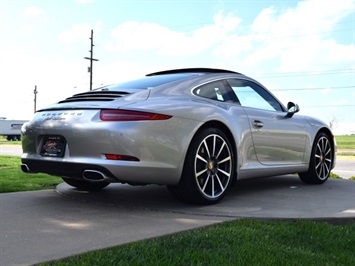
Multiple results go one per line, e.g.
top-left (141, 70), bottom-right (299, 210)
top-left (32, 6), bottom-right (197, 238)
top-left (40, 219), bottom-right (355, 266)
top-left (330, 173), bottom-right (355, 180)
top-left (335, 135), bottom-right (355, 150)
top-left (0, 156), bottom-right (61, 193)
top-left (329, 172), bottom-right (341, 179)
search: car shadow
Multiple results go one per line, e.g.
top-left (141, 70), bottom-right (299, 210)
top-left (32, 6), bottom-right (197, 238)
top-left (56, 175), bottom-right (355, 219)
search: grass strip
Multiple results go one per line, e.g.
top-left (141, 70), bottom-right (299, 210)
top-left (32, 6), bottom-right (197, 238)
top-left (0, 156), bottom-right (61, 193)
top-left (335, 135), bottom-right (355, 149)
top-left (39, 219), bottom-right (355, 266)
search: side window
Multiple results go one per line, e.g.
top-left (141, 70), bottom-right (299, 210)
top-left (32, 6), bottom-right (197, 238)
top-left (193, 80), bottom-right (228, 102)
top-left (227, 79), bottom-right (283, 112)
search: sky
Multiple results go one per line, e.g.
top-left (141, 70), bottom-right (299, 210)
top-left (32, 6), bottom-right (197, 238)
top-left (0, 0), bottom-right (354, 135)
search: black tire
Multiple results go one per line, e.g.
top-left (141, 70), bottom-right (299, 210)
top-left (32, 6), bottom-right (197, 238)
top-left (62, 177), bottom-right (110, 191)
top-left (168, 128), bottom-right (234, 204)
top-left (299, 132), bottom-right (333, 184)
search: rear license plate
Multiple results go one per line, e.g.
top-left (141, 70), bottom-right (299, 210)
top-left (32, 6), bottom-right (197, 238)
top-left (40, 136), bottom-right (66, 157)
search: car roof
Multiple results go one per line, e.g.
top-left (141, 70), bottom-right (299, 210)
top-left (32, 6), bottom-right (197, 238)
top-left (146, 68), bottom-right (241, 76)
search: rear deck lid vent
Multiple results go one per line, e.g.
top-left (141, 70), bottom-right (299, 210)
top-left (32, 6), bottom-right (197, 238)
top-left (58, 91), bottom-right (131, 104)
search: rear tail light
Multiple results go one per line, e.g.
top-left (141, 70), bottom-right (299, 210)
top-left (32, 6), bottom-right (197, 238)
top-left (100, 109), bottom-right (172, 121)
top-left (105, 154), bottom-right (140, 161)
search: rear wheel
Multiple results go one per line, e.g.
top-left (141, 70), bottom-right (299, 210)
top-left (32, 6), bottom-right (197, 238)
top-left (61, 177), bottom-right (110, 191)
top-left (299, 132), bottom-right (333, 184)
top-left (168, 128), bottom-right (234, 204)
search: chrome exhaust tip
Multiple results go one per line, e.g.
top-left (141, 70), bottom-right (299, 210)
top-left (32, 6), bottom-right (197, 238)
top-left (21, 164), bottom-right (30, 173)
top-left (82, 170), bottom-right (110, 182)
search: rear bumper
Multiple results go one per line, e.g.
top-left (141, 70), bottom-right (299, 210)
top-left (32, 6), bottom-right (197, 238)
top-left (21, 158), bottom-right (117, 181)
top-left (20, 155), bottom-right (181, 185)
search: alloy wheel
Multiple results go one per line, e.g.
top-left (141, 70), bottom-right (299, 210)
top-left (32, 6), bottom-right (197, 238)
top-left (314, 136), bottom-right (332, 180)
top-left (194, 134), bottom-right (232, 199)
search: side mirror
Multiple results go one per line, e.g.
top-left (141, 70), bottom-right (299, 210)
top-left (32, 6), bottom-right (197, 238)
top-left (286, 102), bottom-right (300, 118)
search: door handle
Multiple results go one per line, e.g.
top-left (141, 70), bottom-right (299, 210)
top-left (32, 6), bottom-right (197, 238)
top-left (252, 120), bottom-right (264, 128)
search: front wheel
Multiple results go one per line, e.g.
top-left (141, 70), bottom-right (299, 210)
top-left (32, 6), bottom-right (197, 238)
top-left (168, 128), bottom-right (234, 204)
top-left (62, 177), bottom-right (110, 191)
top-left (298, 132), bottom-right (334, 184)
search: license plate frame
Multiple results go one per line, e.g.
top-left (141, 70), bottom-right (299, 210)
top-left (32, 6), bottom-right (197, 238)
top-left (40, 136), bottom-right (66, 157)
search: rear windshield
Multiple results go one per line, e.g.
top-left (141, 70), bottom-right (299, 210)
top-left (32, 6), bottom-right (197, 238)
top-left (97, 73), bottom-right (199, 91)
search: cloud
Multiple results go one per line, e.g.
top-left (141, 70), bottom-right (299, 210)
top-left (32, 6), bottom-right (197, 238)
top-left (107, 21), bottom-right (177, 50)
top-left (106, 10), bottom-right (241, 56)
top-left (0, 47), bottom-right (88, 114)
top-left (34, 0), bottom-right (355, 82)
top-left (247, 0), bottom-right (355, 71)
top-left (251, 7), bottom-right (276, 33)
top-left (104, 0), bottom-right (354, 73)
top-left (22, 6), bottom-right (47, 32)
top-left (279, 38), bottom-right (355, 71)
top-left (75, 0), bottom-right (93, 3)
top-left (22, 24), bottom-right (35, 32)
top-left (322, 88), bottom-right (331, 95)
top-left (58, 22), bottom-right (103, 44)
top-left (23, 6), bottom-right (44, 17)
top-left (213, 10), bottom-right (241, 32)
top-left (58, 23), bottom-right (92, 43)
top-left (213, 34), bottom-right (253, 58)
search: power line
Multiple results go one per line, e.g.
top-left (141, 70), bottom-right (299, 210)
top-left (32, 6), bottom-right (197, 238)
top-left (256, 69), bottom-right (355, 78)
top-left (272, 85), bottom-right (355, 91)
top-left (303, 104), bottom-right (355, 108)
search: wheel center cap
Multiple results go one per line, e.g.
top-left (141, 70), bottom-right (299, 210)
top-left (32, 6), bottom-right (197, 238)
top-left (320, 153), bottom-right (325, 162)
top-left (208, 161), bottom-right (214, 170)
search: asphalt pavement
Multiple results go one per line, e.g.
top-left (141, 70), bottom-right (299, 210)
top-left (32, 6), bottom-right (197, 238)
top-left (0, 144), bottom-right (23, 156)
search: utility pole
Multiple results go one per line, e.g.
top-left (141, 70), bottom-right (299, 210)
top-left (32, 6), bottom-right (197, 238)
top-left (34, 85), bottom-right (38, 113)
top-left (84, 29), bottom-right (99, 90)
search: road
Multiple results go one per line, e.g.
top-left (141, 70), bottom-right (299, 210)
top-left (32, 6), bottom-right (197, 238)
top-left (0, 144), bottom-right (23, 156)
top-left (334, 156), bottom-right (355, 179)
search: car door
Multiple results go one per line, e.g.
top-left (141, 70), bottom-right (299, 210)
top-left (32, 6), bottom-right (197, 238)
top-left (226, 78), bottom-right (307, 165)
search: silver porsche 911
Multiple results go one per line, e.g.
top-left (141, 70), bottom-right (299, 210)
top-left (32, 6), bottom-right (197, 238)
top-left (21, 68), bottom-right (336, 204)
